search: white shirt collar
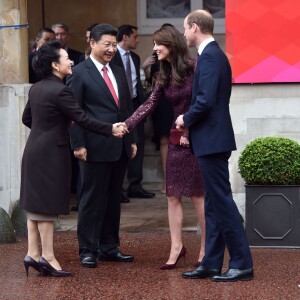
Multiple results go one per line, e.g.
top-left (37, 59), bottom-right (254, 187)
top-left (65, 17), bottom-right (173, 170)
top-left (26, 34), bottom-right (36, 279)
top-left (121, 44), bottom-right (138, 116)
top-left (117, 44), bottom-right (128, 56)
top-left (198, 37), bottom-right (215, 55)
top-left (90, 54), bottom-right (111, 73)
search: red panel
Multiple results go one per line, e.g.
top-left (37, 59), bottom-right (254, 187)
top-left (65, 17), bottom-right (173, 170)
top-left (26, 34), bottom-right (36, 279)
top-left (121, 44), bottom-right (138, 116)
top-left (226, 0), bottom-right (300, 83)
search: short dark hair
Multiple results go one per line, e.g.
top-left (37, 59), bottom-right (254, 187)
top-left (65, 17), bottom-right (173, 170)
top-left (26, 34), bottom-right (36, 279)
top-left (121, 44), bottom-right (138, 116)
top-left (86, 23), bottom-right (98, 32)
top-left (36, 27), bottom-right (55, 39)
top-left (90, 23), bottom-right (118, 42)
top-left (32, 41), bottom-right (61, 79)
top-left (117, 24), bottom-right (137, 42)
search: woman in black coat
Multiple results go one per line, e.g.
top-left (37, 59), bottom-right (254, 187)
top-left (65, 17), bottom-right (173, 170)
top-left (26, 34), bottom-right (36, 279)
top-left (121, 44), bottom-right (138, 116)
top-left (20, 41), bottom-right (127, 277)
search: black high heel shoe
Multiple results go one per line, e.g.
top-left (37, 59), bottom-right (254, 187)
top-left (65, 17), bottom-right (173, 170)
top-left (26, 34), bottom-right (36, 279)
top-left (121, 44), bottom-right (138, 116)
top-left (24, 255), bottom-right (41, 276)
top-left (38, 257), bottom-right (72, 277)
top-left (160, 245), bottom-right (187, 270)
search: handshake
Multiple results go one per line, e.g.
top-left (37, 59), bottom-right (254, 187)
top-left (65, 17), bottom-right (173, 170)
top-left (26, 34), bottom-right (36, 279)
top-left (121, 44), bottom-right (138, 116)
top-left (112, 122), bottom-right (129, 138)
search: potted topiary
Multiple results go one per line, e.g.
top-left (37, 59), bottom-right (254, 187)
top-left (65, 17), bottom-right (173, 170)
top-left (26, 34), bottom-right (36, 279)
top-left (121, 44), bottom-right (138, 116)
top-left (238, 137), bottom-right (300, 247)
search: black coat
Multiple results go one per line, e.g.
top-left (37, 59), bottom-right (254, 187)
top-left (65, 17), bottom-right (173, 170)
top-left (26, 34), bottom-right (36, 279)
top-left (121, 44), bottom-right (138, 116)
top-left (20, 75), bottom-right (112, 215)
top-left (111, 50), bottom-right (145, 108)
top-left (67, 48), bottom-right (85, 66)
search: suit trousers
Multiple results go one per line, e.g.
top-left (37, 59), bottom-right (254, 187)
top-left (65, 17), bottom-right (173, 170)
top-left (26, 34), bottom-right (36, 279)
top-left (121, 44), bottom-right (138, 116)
top-left (127, 98), bottom-right (145, 189)
top-left (77, 151), bottom-right (128, 258)
top-left (197, 152), bottom-right (253, 270)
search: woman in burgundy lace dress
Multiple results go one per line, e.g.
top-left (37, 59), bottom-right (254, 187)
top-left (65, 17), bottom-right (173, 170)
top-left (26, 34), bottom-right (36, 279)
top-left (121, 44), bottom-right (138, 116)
top-left (125, 26), bottom-right (205, 269)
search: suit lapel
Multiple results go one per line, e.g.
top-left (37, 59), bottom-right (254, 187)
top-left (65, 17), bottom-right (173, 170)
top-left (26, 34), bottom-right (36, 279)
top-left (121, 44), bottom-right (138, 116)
top-left (86, 58), bottom-right (118, 108)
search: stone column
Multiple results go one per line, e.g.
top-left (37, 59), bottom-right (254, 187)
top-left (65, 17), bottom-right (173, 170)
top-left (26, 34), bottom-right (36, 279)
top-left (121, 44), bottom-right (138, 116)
top-left (0, 0), bottom-right (28, 84)
top-left (0, 0), bottom-right (30, 213)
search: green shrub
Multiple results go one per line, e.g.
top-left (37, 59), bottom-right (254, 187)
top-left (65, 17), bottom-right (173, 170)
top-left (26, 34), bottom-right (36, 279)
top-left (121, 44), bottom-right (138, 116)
top-left (238, 137), bottom-right (300, 185)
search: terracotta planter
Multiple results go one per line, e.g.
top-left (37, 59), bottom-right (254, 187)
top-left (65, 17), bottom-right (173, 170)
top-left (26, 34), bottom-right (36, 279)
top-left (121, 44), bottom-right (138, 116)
top-left (245, 185), bottom-right (300, 248)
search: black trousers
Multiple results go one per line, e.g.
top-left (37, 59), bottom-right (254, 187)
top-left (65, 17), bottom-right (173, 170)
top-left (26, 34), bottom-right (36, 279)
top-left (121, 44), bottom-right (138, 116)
top-left (77, 151), bottom-right (128, 258)
top-left (127, 98), bottom-right (145, 189)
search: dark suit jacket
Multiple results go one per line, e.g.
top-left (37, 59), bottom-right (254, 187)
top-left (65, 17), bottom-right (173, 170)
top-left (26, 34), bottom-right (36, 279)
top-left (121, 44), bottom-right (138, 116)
top-left (67, 48), bottom-right (85, 66)
top-left (67, 57), bottom-right (136, 162)
top-left (111, 50), bottom-right (145, 107)
top-left (28, 51), bottom-right (40, 84)
top-left (20, 75), bottom-right (112, 215)
top-left (183, 41), bottom-right (236, 157)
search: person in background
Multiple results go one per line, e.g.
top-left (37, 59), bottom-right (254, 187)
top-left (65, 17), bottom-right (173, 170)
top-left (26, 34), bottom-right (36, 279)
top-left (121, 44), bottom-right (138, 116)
top-left (28, 27), bottom-right (55, 83)
top-left (52, 23), bottom-right (84, 66)
top-left (142, 23), bottom-right (174, 193)
top-left (67, 24), bottom-right (135, 269)
top-left (176, 9), bottom-right (253, 282)
top-left (124, 25), bottom-right (206, 270)
top-left (86, 23), bottom-right (98, 43)
top-left (111, 24), bottom-right (155, 201)
top-left (51, 23), bottom-right (85, 208)
top-left (84, 23), bottom-right (98, 60)
top-left (21, 41), bottom-right (126, 277)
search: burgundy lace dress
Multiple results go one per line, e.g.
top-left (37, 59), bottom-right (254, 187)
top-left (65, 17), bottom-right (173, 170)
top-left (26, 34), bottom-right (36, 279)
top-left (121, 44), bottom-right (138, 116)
top-left (125, 72), bottom-right (204, 197)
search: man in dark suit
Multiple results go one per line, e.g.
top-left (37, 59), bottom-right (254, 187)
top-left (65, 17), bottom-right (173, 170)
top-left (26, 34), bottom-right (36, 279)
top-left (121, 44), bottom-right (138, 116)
top-left (176, 10), bottom-right (254, 282)
top-left (52, 23), bottom-right (84, 66)
top-left (28, 27), bottom-right (55, 83)
top-left (67, 24), bottom-right (135, 268)
top-left (111, 24), bottom-right (155, 200)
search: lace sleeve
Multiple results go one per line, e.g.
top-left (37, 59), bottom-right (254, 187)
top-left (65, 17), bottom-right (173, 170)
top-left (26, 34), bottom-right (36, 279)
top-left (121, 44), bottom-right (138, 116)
top-left (125, 81), bottom-right (163, 131)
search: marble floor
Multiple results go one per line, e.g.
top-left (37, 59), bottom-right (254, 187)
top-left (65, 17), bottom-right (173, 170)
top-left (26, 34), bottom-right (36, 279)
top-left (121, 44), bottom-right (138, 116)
top-left (1, 191), bottom-right (300, 299)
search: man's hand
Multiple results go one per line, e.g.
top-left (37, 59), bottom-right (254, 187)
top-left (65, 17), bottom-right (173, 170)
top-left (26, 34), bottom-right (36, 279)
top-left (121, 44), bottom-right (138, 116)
top-left (175, 115), bottom-right (186, 131)
top-left (112, 122), bottom-right (128, 138)
top-left (74, 147), bottom-right (87, 161)
top-left (131, 144), bottom-right (137, 159)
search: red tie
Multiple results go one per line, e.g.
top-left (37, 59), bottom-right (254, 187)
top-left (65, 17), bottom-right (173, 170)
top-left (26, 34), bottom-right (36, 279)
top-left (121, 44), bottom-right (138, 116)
top-left (102, 65), bottom-right (119, 106)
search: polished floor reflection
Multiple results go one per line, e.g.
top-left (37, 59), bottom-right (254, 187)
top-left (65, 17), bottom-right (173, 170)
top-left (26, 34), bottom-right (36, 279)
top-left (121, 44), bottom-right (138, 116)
top-left (1, 192), bottom-right (300, 299)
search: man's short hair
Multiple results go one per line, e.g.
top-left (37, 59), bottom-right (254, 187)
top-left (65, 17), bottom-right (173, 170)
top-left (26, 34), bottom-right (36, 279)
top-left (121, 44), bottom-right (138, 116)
top-left (36, 27), bottom-right (55, 39)
top-left (117, 24), bottom-right (138, 42)
top-left (90, 23), bottom-right (118, 42)
top-left (51, 23), bottom-right (69, 33)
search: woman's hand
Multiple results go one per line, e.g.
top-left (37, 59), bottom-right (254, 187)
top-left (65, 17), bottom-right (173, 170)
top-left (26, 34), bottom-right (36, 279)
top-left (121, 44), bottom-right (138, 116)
top-left (180, 136), bottom-right (189, 147)
top-left (142, 55), bottom-right (156, 69)
top-left (112, 122), bottom-right (128, 138)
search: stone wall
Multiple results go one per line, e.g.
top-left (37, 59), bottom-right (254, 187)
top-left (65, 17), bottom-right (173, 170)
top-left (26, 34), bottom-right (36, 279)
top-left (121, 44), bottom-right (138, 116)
top-left (228, 84), bottom-right (300, 218)
top-left (0, 84), bottom-right (299, 217)
top-left (0, 84), bottom-right (30, 213)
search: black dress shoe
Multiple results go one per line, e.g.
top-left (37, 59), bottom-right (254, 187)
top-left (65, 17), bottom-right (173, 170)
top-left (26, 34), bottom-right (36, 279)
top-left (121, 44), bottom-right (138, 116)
top-left (140, 188), bottom-right (155, 197)
top-left (212, 268), bottom-right (254, 282)
top-left (127, 185), bottom-right (155, 198)
top-left (99, 252), bottom-right (134, 262)
top-left (121, 194), bottom-right (130, 203)
top-left (81, 256), bottom-right (97, 268)
top-left (182, 265), bottom-right (220, 279)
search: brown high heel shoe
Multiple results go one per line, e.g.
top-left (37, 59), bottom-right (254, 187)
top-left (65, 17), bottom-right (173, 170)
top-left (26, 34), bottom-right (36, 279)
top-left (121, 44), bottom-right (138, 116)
top-left (160, 246), bottom-right (187, 270)
top-left (24, 255), bottom-right (41, 276)
top-left (38, 257), bottom-right (72, 277)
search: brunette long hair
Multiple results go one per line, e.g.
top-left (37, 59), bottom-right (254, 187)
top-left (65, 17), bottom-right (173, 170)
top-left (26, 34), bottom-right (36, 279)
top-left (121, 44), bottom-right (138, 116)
top-left (153, 25), bottom-right (193, 87)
